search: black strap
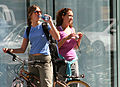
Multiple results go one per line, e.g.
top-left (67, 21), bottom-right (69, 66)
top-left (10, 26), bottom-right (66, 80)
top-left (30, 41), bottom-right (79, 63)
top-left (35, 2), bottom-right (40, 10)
top-left (42, 22), bottom-right (59, 60)
top-left (42, 22), bottom-right (57, 44)
top-left (42, 22), bottom-right (50, 41)
top-left (26, 26), bottom-right (31, 38)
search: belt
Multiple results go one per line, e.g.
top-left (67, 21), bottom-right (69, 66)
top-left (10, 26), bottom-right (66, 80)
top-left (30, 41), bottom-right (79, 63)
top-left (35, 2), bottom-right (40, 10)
top-left (32, 53), bottom-right (42, 56)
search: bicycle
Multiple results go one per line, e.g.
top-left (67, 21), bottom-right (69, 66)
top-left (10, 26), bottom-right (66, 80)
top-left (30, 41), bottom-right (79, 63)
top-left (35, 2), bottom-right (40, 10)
top-left (6, 51), bottom-right (90, 87)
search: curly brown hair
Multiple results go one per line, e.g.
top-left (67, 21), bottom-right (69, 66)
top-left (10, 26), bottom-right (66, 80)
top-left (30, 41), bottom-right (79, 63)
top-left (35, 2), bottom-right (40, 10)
top-left (56, 8), bottom-right (73, 28)
top-left (27, 5), bottom-right (41, 26)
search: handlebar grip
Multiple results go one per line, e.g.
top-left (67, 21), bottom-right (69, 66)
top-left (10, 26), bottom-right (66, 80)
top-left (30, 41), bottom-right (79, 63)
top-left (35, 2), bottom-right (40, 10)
top-left (6, 50), bottom-right (16, 57)
top-left (6, 50), bottom-right (16, 61)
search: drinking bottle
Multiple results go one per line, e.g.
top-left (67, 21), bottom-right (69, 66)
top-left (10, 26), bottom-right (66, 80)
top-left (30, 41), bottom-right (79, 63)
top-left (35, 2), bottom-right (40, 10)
top-left (39, 15), bottom-right (49, 21)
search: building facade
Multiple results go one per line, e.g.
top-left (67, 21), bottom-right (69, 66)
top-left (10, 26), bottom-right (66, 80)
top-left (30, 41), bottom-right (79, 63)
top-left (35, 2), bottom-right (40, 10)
top-left (0, 0), bottom-right (120, 87)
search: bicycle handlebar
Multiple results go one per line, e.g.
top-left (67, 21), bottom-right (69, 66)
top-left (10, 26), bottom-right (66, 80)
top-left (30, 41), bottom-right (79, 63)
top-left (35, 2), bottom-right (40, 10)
top-left (6, 50), bottom-right (17, 61)
top-left (6, 51), bottom-right (47, 65)
top-left (6, 50), bottom-right (26, 65)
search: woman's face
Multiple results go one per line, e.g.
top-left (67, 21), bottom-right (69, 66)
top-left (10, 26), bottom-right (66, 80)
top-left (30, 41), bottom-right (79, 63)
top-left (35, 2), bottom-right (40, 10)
top-left (31, 7), bottom-right (42, 22)
top-left (62, 10), bottom-right (73, 25)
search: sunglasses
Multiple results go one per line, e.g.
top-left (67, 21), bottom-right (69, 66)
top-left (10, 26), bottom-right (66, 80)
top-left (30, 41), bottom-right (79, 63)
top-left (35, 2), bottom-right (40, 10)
top-left (62, 8), bottom-right (68, 16)
top-left (34, 10), bottom-right (42, 14)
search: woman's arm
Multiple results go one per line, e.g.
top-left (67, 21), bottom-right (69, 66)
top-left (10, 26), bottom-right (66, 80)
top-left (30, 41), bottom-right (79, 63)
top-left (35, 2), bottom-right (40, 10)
top-left (3, 38), bottom-right (29, 53)
top-left (74, 32), bottom-right (83, 49)
top-left (49, 21), bottom-right (60, 40)
top-left (43, 14), bottom-right (60, 41)
top-left (71, 27), bottom-right (83, 49)
top-left (58, 37), bottom-right (67, 48)
top-left (58, 33), bottom-right (75, 48)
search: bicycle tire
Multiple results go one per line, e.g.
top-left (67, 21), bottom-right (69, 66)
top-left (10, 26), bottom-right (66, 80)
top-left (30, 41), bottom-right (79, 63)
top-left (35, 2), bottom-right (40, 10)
top-left (53, 81), bottom-right (68, 87)
top-left (66, 79), bottom-right (90, 87)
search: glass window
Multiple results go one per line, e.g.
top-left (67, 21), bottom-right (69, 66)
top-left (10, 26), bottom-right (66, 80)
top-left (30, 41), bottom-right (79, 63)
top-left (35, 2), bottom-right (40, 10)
top-left (0, 0), bottom-right (27, 87)
top-left (54, 0), bottom-right (117, 87)
top-left (0, 0), bottom-right (118, 87)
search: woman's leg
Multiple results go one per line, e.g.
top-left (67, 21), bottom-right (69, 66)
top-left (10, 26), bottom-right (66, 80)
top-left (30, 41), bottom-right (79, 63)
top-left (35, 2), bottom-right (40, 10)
top-left (71, 60), bottom-right (79, 76)
top-left (39, 61), bottom-right (53, 87)
top-left (70, 60), bottom-right (79, 87)
top-left (34, 55), bottom-right (53, 87)
top-left (28, 54), bottom-right (41, 87)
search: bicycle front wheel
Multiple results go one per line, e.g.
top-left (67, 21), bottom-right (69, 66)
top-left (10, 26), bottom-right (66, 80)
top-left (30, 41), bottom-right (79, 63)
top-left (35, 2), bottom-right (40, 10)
top-left (66, 79), bottom-right (90, 87)
top-left (11, 79), bottom-right (24, 87)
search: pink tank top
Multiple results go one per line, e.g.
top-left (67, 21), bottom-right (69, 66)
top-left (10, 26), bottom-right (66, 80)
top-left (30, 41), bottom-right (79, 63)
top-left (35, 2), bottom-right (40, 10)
top-left (58, 26), bottom-right (77, 61)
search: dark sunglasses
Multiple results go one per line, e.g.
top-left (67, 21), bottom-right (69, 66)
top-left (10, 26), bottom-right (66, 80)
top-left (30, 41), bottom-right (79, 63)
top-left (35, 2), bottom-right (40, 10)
top-left (62, 8), bottom-right (67, 16)
top-left (34, 11), bottom-right (42, 14)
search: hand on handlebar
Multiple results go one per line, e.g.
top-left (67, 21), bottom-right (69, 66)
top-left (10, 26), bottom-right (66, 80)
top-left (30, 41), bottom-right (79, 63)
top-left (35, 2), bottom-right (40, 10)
top-left (3, 48), bottom-right (8, 53)
top-left (3, 49), bottom-right (16, 61)
top-left (3, 48), bottom-right (13, 53)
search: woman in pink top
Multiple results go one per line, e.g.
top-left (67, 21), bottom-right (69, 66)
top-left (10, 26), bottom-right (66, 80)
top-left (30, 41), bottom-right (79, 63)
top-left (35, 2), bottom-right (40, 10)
top-left (56, 8), bottom-right (83, 82)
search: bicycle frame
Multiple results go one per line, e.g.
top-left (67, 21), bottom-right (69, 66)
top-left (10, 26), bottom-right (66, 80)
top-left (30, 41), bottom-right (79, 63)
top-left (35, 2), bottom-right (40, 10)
top-left (16, 60), bottom-right (68, 87)
top-left (7, 51), bottom-right (89, 87)
top-left (19, 67), bottom-right (40, 87)
top-left (6, 51), bottom-right (40, 87)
